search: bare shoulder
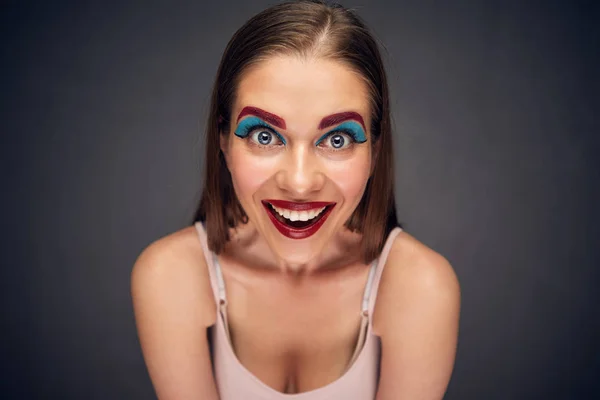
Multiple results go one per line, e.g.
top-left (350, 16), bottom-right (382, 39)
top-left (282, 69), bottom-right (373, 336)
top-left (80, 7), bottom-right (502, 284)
top-left (131, 225), bottom-right (219, 399)
top-left (131, 225), bottom-right (216, 327)
top-left (373, 231), bottom-right (460, 333)
top-left (372, 231), bottom-right (460, 399)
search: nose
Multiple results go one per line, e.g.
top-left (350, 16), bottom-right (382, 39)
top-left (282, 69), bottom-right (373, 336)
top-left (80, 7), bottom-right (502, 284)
top-left (275, 144), bottom-right (325, 198)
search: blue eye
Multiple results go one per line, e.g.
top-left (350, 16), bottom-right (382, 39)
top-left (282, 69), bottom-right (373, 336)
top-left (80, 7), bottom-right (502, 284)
top-left (319, 132), bottom-right (352, 150)
top-left (251, 130), bottom-right (277, 145)
top-left (315, 121), bottom-right (367, 149)
top-left (234, 116), bottom-right (286, 146)
top-left (329, 133), bottom-right (347, 149)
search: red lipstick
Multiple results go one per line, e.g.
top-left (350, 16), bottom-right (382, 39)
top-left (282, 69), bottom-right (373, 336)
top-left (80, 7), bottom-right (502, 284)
top-left (261, 200), bottom-right (336, 239)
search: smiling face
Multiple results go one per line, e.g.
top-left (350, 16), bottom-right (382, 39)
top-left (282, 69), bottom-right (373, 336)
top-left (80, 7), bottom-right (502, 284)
top-left (221, 55), bottom-right (373, 266)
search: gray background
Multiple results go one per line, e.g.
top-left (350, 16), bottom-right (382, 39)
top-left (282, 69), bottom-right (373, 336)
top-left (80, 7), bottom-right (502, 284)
top-left (2, 0), bottom-right (598, 399)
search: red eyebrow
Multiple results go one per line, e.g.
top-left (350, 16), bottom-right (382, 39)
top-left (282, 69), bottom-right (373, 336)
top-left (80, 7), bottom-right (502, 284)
top-left (318, 112), bottom-right (366, 131)
top-left (236, 106), bottom-right (286, 129)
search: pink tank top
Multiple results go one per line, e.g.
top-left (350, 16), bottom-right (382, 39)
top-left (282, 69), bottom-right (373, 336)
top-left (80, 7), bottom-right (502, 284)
top-left (195, 223), bottom-right (402, 400)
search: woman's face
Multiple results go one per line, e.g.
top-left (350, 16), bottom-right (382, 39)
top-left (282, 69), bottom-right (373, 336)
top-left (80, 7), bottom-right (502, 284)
top-left (222, 55), bottom-right (373, 266)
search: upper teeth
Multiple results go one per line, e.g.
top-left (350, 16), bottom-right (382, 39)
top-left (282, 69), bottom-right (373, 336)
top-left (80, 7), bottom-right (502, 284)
top-left (271, 205), bottom-right (327, 221)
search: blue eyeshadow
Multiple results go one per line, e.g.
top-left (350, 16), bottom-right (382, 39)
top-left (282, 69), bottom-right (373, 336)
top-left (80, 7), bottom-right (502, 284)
top-left (234, 116), bottom-right (286, 144)
top-left (315, 121), bottom-right (367, 145)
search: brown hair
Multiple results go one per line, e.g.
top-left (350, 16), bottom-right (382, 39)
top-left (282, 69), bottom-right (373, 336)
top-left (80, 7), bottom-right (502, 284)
top-left (193, 0), bottom-right (399, 262)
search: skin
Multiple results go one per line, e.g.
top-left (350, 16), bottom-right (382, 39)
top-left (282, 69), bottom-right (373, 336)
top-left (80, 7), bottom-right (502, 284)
top-left (223, 56), bottom-right (373, 271)
top-left (132, 56), bottom-right (460, 399)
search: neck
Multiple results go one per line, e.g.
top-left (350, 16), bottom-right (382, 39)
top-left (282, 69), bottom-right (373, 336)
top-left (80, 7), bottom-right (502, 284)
top-left (225, 222), bottom-right (364, 275)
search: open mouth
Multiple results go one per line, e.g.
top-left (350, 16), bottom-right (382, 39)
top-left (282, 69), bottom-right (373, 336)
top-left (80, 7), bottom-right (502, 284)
top-left (261, 199), bottom-right (336, 239)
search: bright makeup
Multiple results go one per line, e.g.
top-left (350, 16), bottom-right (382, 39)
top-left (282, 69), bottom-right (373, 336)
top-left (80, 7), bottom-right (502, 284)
top-left (237, 106), bottom-right (286, 129)
top-left (234, 106), bottom-right (369, 148)
top-left (234, 116), bottom-right (287, 144)
top-left (315, 121), bottom-right (367, 145)
top-left (261, 200), bottom-right (336, 239)
top-left (318, 111), bottom-right (366, 131)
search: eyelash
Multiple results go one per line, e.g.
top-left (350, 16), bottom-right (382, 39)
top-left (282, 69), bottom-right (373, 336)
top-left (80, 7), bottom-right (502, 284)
top-left (317, 130), bottom-right (357, 150)
top-left (241, 124), bottom-right (285, 148)
top-left (238, 124), bottom-right (359, 150)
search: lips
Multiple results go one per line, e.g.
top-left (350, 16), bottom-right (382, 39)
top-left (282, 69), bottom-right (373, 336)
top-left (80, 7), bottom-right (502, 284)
top-left (261, 199), bottom-right (336, 239)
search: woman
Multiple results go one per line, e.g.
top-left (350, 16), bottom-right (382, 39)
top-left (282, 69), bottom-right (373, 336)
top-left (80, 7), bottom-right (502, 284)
top-left (132, 1), bottom-right (460, 399)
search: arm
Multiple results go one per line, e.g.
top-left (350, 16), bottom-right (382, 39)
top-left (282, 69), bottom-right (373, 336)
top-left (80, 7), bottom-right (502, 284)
top-left (131, 228), bottom-right (220, 400)
top-left (374, 234), bottom-right (461, 400)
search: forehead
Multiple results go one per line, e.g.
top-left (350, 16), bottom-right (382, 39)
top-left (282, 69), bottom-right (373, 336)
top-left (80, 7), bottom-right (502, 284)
top-left (234, 56), bottom-right (371, 130)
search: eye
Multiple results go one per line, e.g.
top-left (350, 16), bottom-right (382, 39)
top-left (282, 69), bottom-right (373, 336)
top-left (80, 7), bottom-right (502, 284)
top-left (249, 129), bottom-right (283, 146)
top-left (321, 132), bottom-right (352, 150)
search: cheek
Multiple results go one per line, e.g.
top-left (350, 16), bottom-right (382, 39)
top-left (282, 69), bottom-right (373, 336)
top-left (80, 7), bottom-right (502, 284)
top-left (326, 151), bottom-right (372, 203)
top-left (227, 147), bottom-right (276, 201)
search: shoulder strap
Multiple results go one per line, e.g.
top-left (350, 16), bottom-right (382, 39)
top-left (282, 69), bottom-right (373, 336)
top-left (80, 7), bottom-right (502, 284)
top-left (361, 261), bottom-right (378, 316)
top-left (367, 227), bottom-right (403, 318)
top-left (194, 222), bottom-right (226, 308)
